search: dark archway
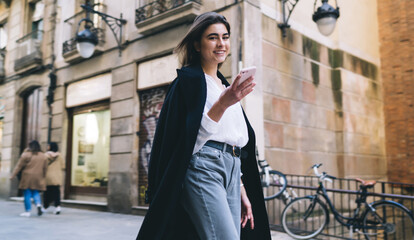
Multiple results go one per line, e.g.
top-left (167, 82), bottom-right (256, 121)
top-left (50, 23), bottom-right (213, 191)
top-left (20, 87), bottom-right (43, 152)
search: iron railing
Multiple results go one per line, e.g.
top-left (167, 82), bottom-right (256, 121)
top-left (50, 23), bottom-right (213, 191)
top-left (268, 174), bottom-right (414, 239)
top-left (15, 30), bottom-right (43, 59)
top-left (16, 30), bottom-right (43, 44)
top-left (62, 3), bottom-right (106, 56)
top-left (135, 0), bottom-right (201, 24)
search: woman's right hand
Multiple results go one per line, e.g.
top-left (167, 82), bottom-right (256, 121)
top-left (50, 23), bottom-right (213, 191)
top-left (207, 74), bottom-right (255, 122)
top-left (218, 74), bottom-right (255, 109)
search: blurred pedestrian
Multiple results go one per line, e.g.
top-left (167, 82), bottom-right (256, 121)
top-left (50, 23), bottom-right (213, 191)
top-left (43, 142), bottom-right (64, 215)
top-left (10, 140), bottom-right (47, 217)
top-left (137, 12), bottom-right (270, 239)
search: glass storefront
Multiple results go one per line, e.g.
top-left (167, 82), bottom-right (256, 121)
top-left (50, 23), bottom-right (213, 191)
top-left (70, 109), bottom-right (110, 188)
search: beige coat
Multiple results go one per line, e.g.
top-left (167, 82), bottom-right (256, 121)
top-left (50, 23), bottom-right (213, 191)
top-left (11, 149), bottom-right (48, 191)
top-left (45, 151), bottom-right (65, 186)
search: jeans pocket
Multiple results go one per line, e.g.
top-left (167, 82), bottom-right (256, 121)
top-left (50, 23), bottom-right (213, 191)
top-left (199, 146), bottom-right (222, 162)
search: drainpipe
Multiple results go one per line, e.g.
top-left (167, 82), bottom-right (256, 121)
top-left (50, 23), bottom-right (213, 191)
top-left (237, 0), bottom-right (243, 72)
top-left (46, 0), bottom-right (58, 143)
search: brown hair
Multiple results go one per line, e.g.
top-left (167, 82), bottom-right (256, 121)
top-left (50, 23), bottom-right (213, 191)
top-left (175, 12), bottom-right (231, 67)
top-left (28, 140), bottom-right (42, 154)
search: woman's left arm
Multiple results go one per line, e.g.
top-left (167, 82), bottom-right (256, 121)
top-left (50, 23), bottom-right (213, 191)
top-left (10, 154), bottom-right (27, 179)
top-left (240, 182), bottom-right (255, 229)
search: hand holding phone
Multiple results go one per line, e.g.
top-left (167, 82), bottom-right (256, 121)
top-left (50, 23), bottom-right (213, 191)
top-left (238, 66), bottom-right (256, 85)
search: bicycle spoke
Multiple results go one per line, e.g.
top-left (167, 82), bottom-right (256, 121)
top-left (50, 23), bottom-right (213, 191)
top-left (362, 202), bottom-right (414, 240)
top-left (282, 197), bottom-right (328, 239)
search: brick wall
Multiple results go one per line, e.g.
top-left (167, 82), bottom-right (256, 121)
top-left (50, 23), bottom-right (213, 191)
top-left (378, 0), bottom-right (414, 184)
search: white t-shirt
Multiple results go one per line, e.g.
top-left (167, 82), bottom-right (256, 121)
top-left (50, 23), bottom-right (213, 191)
top-left (192, 74), bottom-right (249, 154)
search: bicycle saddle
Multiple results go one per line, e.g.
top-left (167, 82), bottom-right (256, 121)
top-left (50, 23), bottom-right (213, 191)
top-left (355, 178), bottom-right (376, 187)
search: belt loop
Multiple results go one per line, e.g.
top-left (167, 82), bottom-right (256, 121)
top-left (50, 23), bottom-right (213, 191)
top-left (222, 143), bottom-right (228, 152)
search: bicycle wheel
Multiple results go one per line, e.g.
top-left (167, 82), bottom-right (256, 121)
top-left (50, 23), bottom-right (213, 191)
top-left (260, 170), bottom-right (287, 200)
top-left (281, 196), bottom-right (328, 239)
top-left (362, 201), bottom-right (414, 240)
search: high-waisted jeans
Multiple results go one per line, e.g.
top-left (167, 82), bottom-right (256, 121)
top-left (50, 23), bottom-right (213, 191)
top-left (181, 145), bottom-right (241, 240)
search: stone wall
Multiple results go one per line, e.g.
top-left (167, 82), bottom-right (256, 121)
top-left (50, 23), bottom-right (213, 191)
top-left (261, 15), bottom-right (386, 179)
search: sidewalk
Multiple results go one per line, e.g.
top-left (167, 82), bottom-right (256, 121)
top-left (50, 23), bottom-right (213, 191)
top-left (0, 199), bottom-right (292, 240)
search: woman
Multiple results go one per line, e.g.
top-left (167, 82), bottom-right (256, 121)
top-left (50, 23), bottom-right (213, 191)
top-left (137, 12), bottom-right (270, 239)
top-left (43, 142), bottom-right (64, 215)
top-left (10, 140), bottom-right (48, 217)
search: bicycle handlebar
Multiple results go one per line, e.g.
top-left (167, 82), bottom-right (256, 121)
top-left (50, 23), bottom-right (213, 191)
top-left (312, 164), bottom-right (322, 177)
top-left (312, 164), bottom-right (336, 183)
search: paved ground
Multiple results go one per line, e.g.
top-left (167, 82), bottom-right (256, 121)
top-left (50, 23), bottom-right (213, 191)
top-left (0, 199), bottom-right (293, 240)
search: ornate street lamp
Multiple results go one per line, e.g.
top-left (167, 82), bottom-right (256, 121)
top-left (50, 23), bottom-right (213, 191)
top-left (76, 3), bottom-right (127, 58)
top-left (278, 0), bottom-right (340, 37)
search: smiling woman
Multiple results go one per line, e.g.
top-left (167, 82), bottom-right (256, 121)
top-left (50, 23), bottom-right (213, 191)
top-left (137, 12), bottom-right (271, 240)
top-left (195, 23), bottom-right (230, 73)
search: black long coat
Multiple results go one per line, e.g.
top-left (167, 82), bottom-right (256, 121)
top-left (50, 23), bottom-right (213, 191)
top-left (137, 64), bottom-right (271, 239)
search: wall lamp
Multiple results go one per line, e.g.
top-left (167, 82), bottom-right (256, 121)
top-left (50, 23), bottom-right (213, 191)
top-left (278, 0), bottom-right (340, 37)
top-left (76, 3), bottom-right (127, 58)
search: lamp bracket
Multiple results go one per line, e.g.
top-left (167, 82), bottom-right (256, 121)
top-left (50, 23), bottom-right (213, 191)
top-left (278, 0), bottom-right (300, 37)
top-left (278, 0), bottom-right (339, 38)
top-left (81, 3), bottom-right (127, 56)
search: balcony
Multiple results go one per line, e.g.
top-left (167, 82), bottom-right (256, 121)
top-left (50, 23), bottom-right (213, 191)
top-left (14, 30), bottom-right (43, 74)
top-left (62, 4), bottom-right (106, 62)
top-left (135, 0), bottom-right (202, 35)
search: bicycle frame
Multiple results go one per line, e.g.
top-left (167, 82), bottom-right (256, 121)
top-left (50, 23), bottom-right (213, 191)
top-left (307, 181), bottom-right (378, 231)
top-left (257, 159), bottom-right (270, 186)
top-left (283, 164), bottom-right (414, 239)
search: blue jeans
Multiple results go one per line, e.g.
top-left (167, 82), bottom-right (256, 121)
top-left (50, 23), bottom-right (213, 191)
top-left (23, 189), bottom-right (41, 211)
top-left (181, 145), bottom-right (241, 240)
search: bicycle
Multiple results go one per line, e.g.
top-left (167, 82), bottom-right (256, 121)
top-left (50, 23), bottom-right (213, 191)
top-left (281, 163), bottom-right (414, 240)
top-left (257, 158), bottom-right (288, 201)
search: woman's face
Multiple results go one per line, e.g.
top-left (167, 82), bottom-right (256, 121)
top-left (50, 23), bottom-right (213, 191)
top-left (196, 23), bottom-right (230, 67)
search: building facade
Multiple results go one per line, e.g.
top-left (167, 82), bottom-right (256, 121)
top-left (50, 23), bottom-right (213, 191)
top-left (0, 0), bottom-right (387, 213)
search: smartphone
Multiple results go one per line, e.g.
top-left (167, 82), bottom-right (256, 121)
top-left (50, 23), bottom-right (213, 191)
top-left (238, 66), bottom-right (256, 85)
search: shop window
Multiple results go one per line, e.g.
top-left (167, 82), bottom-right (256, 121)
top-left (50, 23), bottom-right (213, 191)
top-left (138, 85), bottom-right (168, 205)
top-left (67, 103), bottom-right (110, 195)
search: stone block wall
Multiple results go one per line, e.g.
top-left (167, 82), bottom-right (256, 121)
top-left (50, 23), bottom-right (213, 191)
top-left (377, 0), bottom-right (414, 184)
top-left (107, 64), bottom-right (138, 212)
top-left (261, 15), bottom-right (386, 179)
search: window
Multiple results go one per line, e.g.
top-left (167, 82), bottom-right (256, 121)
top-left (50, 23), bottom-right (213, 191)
top-left (0, 22), bottom-right (7, 49)
top-left (66, 102), bottom-right (110, 196)
top-left (70, 108), bottom-right (110, 188)
top-left (27, 0), bottom-right (44, 39)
